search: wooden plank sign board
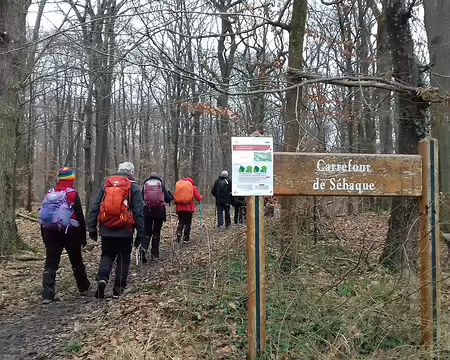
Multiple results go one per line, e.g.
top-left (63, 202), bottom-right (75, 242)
top-left (273, 153), bottom-right (423, 197)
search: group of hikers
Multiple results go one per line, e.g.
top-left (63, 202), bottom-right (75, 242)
top-left (38, 163), bottom-right (246, 304)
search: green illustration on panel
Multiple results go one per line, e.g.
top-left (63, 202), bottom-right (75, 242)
top-left (254, 166), bottom-right (260, 173)
top-left (239, 166), bottom-right (245, 173)
top-left (261, 165), bottom-right (267, 173)
top-left (246, 166), bottom-right (253, 173)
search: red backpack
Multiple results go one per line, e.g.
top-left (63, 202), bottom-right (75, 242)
top-left (143, 179), bottom-right (165, 208)
top-left (98, 175), bottom-right (134, 229)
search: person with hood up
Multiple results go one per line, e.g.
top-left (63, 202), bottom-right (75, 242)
top-left (141, 172), bottom-right (173, 261)
top-left (39, 167), bottom-right (90, 304)
top-left (87, 162), bottom-right (145, 299)
top-left (211, 170), bottom-right (232, 229)
top-left (173, 177), bottom-right (202, 243)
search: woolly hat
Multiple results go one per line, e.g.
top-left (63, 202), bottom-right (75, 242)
top-left (221, 170), bottom-right (229, 177)
top-left (58, 167), bottom-right (75, 182)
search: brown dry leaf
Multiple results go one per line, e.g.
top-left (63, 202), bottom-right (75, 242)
top-left (215, 344), bottom-right (235, 358)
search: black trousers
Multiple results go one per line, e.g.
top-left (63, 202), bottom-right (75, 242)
top-left (234, 205), bottom-right (245, 224)
top-left (42, 236), bottom-right (89, 300)
top-left (217, 204), bottom-right (231, 227)
top-left (97, 236), bottom-right (132, 291)
top-left (142, 218), bottom-right (164, 256)
top-left (177, 211), bottom-right (193, 241)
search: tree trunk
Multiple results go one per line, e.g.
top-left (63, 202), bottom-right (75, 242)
top-left (84, 90), bottom-right (94, 212)
top-left (280, 0), bottom-right (307, 270)
top-left (0, 0), bottom-right (27, 254)
top-left (423, 0), bottom-right (450, 233)
top-left (380, 0), bottom-right (428, 270)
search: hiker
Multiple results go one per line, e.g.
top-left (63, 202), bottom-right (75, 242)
top-left (39, 167), bottom-right (90, 304)
top-left (141, 172), bottom-right (173, 261)
top-left (174, 177), bottom-right (202, 243)
top-left (211, 170), bottom-right (232, 228)
top-left (264, 196), bottom-right (276, 217)
top-left (87, 162), bottom-right (145, 299)
top-left (232, 195), bottom-right (246, 225)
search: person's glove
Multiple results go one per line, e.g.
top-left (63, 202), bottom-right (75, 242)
top-left (89, 232), bottom-right (98, 242)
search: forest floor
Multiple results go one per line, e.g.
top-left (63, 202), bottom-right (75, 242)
top-left (1, 207), bottom-right (450, 359)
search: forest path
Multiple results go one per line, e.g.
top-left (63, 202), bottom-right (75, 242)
top-left (0, 209), bottom-right (231, 360)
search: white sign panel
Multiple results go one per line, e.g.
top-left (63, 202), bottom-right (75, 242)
top-left (231, 137), bottom-right (274, 196)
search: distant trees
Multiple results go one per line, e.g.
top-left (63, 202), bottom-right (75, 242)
top-left (2, 0), bottom-right (448, 267)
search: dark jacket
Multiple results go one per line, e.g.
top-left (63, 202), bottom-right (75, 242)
top-left (41, 181), bottom-right (87, 245)
top-left (87, 172), bottom-right (145, 239)
top-left (142, 175), bottom-right (173, 222)
top-left (212, 176), bottom-right (232, 205)
top-left (233, 196), bottom-right (245, 207)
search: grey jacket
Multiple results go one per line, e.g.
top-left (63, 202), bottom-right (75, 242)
top-left (87, 172), bottom-right (145, 239)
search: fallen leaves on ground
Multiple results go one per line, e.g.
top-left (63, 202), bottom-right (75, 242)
top-left (1, 209), bottom-right (450, 359)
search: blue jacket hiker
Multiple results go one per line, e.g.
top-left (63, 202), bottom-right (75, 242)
top-left (141, 173), bottom-right (173, 261)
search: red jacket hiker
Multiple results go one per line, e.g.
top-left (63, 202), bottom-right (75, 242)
top-left (176, 177), bottom-right (203, 212)
top-left (40, 167), bottom-right (90, 304)
top-left (175, 177), bottom-right (202, 243)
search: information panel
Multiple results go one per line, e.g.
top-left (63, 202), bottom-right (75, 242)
top-left (231, 137), bottom-right (274, 196)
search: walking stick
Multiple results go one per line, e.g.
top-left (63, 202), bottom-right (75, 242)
top-left (135, 245), bottom-right (140, 266)
top-left (200, 202), bottom-right (203, 239)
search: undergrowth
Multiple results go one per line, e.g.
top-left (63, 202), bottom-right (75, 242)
top-left (165, 219), bottom-right (450, 359)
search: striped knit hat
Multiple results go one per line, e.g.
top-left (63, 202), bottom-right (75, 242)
top-left (58, 167), bottom-right (75, 182)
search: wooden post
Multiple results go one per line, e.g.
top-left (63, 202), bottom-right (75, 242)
top-left (247, 196), bottom-right (266, 359)
top-left (418, 137), bottom-right (440, 359)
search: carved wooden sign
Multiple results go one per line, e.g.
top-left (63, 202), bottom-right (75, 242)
top-left (273, 152), bottom-right (423, 197)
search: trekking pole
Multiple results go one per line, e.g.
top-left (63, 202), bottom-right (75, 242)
top-left (200, 202), bottom-right (203, 240)
top-left (135, 245), bottom-right (140, 266)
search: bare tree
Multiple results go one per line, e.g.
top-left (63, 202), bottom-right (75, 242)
top-left (0, 0), bottom-right (29, 253)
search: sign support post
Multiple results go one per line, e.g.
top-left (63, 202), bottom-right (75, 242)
top-left (247, 196), bottom-right (266, 360)
top-left (418, 137), bottom-right (440, 358)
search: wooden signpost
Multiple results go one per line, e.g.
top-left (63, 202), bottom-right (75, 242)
top-left (245, 136), bottom-right (440, 359)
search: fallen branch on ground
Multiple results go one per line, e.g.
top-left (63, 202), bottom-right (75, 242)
top-left (16, 213), bottom-right (39, 222)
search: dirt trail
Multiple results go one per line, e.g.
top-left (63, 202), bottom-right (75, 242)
top-left (0, 214), bottom-right (221, 360)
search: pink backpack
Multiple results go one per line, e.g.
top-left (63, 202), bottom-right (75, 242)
top-left (143, 179), bottom-right (165, 208)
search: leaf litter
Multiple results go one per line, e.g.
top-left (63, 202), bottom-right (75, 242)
top-left (1, 210), bottom-right (450, 359)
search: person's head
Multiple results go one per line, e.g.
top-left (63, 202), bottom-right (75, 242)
top-left (118, 161), bottom-right (135, 175)
top-left (57, 167), bottom-right (75, 186)
top-left (150, 172), bottom-right (160, 178)
top-left (220, 170), bottom-right (228, 178)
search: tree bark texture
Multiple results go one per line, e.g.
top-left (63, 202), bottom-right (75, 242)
top-left (0, 0), bottom-right (27, 254)
top-left (281, 0), bottom-right (307, 270)
top-left (380, 0), bottom-right (428, 270)
top-left (423, 0), bottom-right (450, 233)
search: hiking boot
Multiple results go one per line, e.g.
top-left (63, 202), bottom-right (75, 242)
top-left (42, 298), bottom-right (53, 305)
top-left (176, 234), bottom-right (182, 243)
top-left (79, 281), bottom-right (91, 296)
top-left (182, 238), bottom-right (190, 243)
top-left (150, 248), bottom-right (159, 260)
top-left (140, 249), bottom-right (147, 264)
top-left (94, 280), bottom-right (107, 299)
top-left (112, 287), bottom-right (123, 299)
